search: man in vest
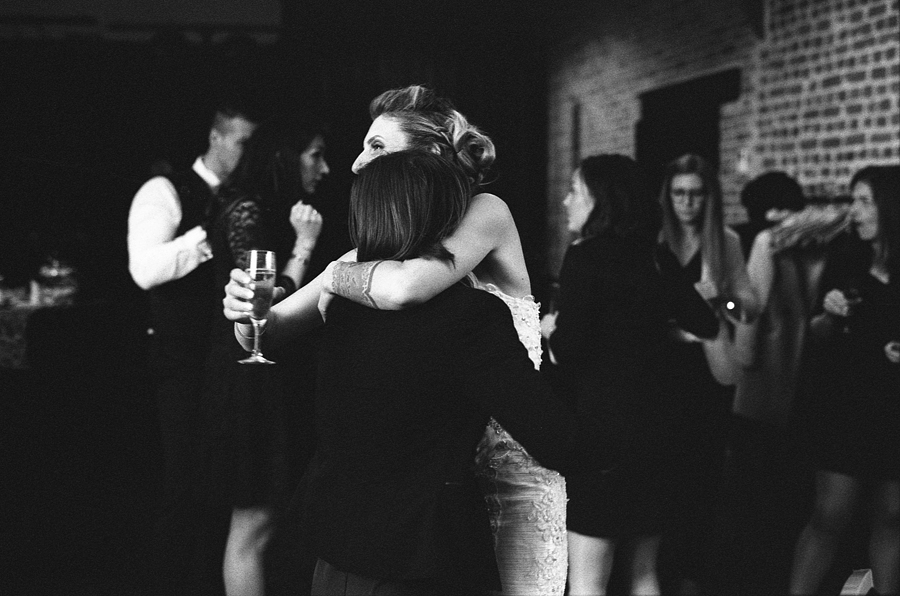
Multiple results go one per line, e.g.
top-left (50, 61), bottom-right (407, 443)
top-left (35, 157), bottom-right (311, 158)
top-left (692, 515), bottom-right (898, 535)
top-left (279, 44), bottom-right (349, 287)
top-left (127, 99), bottom-right (259, 595)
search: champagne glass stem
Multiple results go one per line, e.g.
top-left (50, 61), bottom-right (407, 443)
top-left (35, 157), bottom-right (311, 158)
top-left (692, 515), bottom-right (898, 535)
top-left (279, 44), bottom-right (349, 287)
top-left (251, 319), bottom-right (263, 357)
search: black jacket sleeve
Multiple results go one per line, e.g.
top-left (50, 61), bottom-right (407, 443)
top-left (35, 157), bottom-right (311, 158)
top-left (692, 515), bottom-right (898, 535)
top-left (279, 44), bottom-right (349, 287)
top-left (454, 293), bottom-right (620, 476)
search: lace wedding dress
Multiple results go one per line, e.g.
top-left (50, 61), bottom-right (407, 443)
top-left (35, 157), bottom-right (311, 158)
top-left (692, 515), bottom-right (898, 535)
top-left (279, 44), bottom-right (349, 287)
top-left (470, 275), bottom-right (568, 596)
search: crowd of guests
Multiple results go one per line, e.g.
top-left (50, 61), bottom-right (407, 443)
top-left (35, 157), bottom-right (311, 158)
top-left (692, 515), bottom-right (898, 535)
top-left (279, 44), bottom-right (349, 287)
top-left (128, 84), bottom-right (898, 596)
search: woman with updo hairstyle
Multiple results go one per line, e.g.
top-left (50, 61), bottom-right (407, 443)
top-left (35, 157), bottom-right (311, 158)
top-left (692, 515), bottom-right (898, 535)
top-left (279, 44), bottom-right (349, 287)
top-left (223, 85), bottom-right (570, 595)
top-left (354, 85), bottom-right (496, 186)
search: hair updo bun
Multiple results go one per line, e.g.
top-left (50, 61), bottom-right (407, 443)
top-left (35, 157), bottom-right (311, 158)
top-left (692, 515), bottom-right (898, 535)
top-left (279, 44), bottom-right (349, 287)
top-left (368, 85), bottom-right (496, 185)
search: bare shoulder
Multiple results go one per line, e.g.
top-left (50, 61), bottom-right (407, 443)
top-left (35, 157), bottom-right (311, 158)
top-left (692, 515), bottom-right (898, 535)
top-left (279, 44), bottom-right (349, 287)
top-left (470, 192), bottom-right (513, 219)
top-left (467, 193), bottom-right (529, 295)
top-left (468, 193), bottom-right (517, 239)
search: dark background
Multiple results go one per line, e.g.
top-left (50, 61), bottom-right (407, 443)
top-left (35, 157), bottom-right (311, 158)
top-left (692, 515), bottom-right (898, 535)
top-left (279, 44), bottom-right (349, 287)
top-left (0, 3), bottom-right (559, 594)
top-left (0, 2), bottom-right (869, 594)
top-left (0, 0), bottom-right (556, 300)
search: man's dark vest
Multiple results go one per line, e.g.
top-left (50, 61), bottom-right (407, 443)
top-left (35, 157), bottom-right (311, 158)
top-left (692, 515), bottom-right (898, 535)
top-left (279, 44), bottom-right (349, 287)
top-left (146, 167), bottom-right (217, 341)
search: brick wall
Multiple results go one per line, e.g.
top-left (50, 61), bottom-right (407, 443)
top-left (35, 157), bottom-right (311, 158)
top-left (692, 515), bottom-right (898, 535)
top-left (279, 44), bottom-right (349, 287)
top-left (756, 0), bottom-right (900, 198)
top-left (545, 0), bottom-right (900, 275)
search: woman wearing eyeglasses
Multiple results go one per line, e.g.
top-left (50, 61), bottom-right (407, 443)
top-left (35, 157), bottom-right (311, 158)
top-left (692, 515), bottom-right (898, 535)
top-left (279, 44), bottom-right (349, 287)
top-left (654, 153), bottom-right (758, 592)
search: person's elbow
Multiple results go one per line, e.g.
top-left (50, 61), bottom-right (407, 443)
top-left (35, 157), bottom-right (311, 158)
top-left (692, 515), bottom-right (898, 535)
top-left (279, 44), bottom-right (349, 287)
top-left (377, 277), bottom-right (430, 309)
top-left (129, 259), bottom-right (158, 290)
top-left (388, 284), bottom-right (425, 309)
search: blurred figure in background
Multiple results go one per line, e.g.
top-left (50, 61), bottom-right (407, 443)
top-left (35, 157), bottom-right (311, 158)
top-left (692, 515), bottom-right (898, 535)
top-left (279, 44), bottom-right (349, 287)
top-left (789, 165), bottom-right (900, 596)
top-left (716, 171), bottom-right (831, 593)
top-left (654, 153), bottom-right (759, 594)
top-left (202, 114), bottom-right (329, 596)
top-left (734, 172), bottom-right (807, 257)
top-left (127, 97), bottom-right (260, 596)
top-left (732, 172), bottom-right (814, 427)
top-left (542, 154), bottom-right (715, 596)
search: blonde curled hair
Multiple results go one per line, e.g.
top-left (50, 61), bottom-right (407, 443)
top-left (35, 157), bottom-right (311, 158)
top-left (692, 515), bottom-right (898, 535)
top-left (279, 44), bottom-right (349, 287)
top-left (368, 85), bottom-right (496, 185)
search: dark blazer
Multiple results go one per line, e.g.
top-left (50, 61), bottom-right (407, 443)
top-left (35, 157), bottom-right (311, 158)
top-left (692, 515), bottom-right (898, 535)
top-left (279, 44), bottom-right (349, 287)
top-left (300, 282), bottom-right (614, 591)
top-left (549, 234), bottom-right (717, 423)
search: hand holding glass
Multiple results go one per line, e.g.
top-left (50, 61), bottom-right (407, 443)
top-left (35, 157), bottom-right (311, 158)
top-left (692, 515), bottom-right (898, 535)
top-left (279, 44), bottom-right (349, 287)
top-left (239, 250), bottom-right (276, 364)
top-left (841, 287), bottom-right (862, 334)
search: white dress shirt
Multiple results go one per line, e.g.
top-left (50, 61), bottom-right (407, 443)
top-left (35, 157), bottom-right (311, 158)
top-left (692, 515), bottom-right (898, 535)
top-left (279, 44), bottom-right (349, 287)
top-left (128, 157), bottom-right (220, 290)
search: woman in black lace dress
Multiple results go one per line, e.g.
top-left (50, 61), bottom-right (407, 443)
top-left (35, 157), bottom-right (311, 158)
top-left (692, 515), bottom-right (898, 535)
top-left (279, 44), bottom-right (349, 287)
top-left (202, 115), bottom-right (330, 596)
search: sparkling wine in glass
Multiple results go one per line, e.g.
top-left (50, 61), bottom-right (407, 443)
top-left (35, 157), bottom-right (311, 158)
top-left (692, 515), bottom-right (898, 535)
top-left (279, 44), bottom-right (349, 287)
top-left (239, 250), bottom-right (276, 364)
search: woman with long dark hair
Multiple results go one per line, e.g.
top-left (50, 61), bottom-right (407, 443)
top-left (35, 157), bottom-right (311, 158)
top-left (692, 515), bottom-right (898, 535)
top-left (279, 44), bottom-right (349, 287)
top-left (203, 114), bottom-right (329, 596)
top-left (654, 153), bottom-right (759, 592)
top-left (543, 154), bottom-right (716, 595)
top-left (789, 165), bottom-right (900, 595)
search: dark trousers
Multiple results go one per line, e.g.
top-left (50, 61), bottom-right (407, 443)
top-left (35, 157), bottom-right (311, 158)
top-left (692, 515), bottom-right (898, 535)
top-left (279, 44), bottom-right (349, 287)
top-left (659, 383), bottom-right (733, 592)
top-left (311, 559), bottom-right (486, 596)
top-left (708, 414), bottom-right (810, 595)
top-left (149, 335), bottom-right (226, 596)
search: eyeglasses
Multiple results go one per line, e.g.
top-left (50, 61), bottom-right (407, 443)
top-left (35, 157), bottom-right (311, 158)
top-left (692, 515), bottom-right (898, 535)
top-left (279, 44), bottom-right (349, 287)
top-left (671, 188), bottom-right (706, 203)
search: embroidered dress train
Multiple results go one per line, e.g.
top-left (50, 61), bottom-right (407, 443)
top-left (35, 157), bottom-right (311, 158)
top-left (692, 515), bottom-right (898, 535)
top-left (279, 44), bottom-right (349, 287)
top-left (470, 275), bottom-right (568, 596)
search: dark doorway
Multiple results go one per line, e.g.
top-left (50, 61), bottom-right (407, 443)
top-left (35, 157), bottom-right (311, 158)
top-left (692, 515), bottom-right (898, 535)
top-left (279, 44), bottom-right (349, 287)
top-left (636, 68), bottom-right (741, 194)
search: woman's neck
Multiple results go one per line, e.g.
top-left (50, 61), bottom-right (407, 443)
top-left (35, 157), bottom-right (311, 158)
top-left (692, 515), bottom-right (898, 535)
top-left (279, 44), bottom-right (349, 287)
top-left (678, 219), bottom-right (701, 236)
top-left (674, 225), bottom-right (702, 264)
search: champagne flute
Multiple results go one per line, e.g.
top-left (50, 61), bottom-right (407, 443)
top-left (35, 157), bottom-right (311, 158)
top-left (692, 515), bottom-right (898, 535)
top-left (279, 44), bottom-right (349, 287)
top-left (841, 286), bottom-right (862, 335)
top-left (239, 250), bottom-right (277, 364)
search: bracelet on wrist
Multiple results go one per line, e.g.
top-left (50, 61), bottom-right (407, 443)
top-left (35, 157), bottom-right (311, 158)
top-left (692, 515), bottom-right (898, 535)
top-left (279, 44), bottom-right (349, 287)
top-left (332, 260), bottom-right (382, 308)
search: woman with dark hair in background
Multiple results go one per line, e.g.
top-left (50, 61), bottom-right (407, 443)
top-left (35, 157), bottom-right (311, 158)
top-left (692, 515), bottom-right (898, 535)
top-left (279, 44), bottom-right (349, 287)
top-left (654, 153), bottom-right (759, 592)
top-left (789, 165), bottom-right (900, 596)
top-left (542, 155), bottom-right (716, 595)
top-left (202, 114), bottom-right (329, 596)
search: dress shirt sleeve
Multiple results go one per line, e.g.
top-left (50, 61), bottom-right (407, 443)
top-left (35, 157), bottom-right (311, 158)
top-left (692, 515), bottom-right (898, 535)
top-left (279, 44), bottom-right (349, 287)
top-left (127, 176), bottom-right (211, 290)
